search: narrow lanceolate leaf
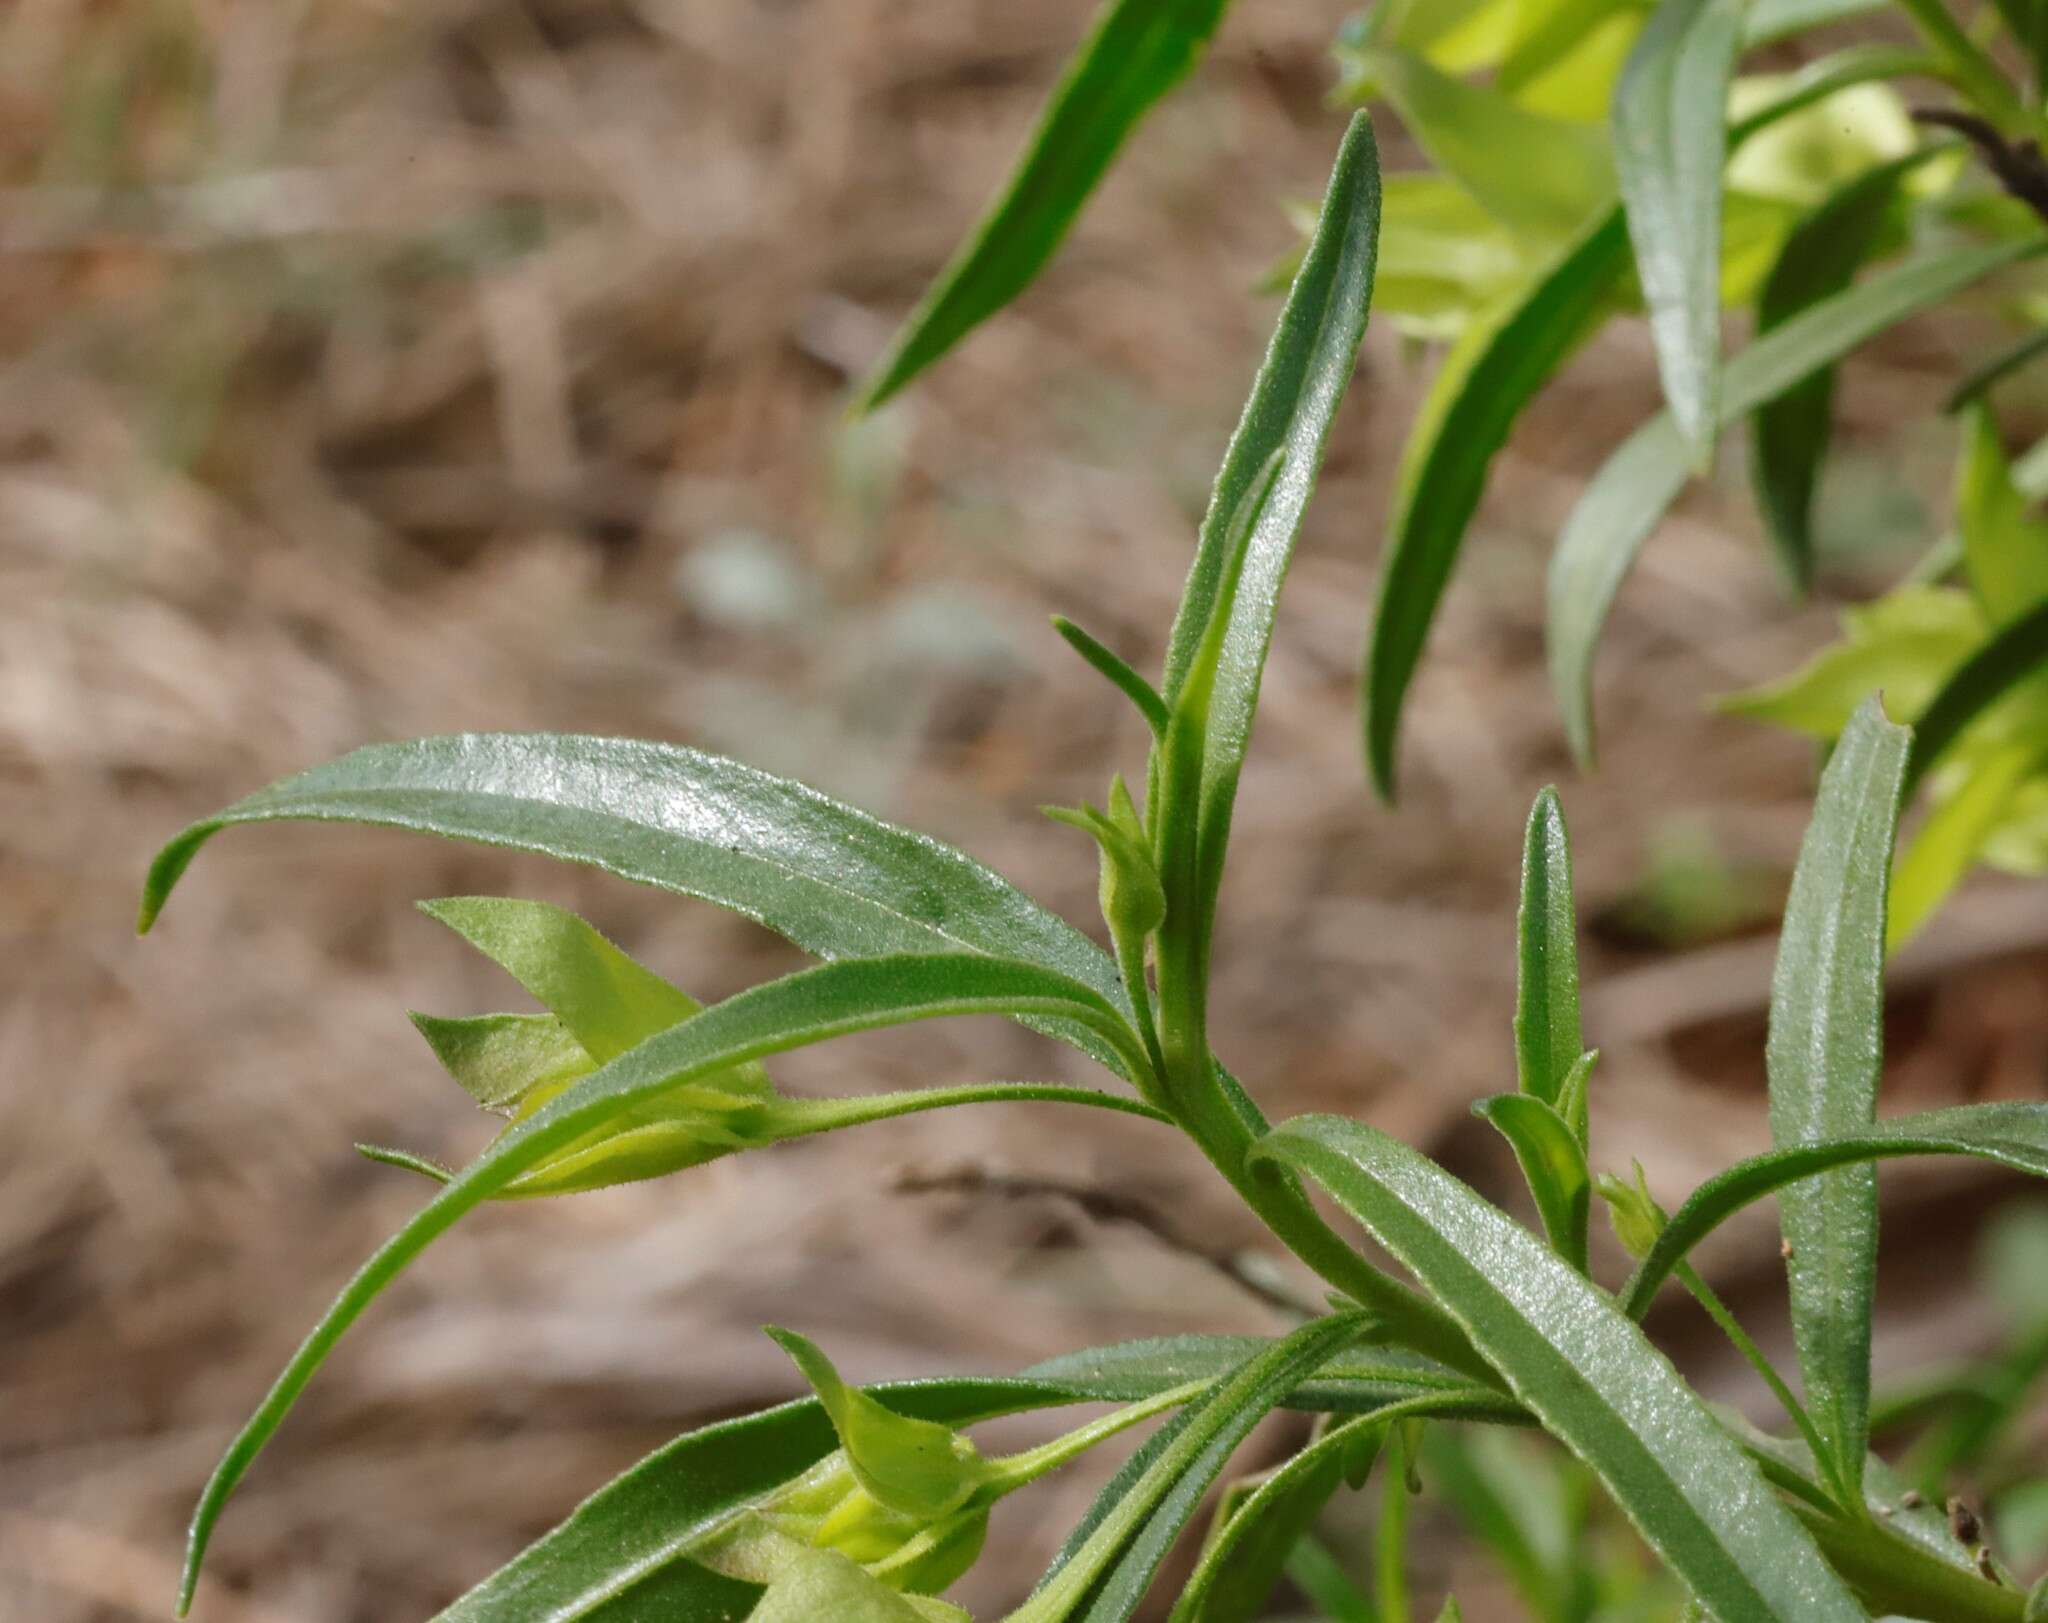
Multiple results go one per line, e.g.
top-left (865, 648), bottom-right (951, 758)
top-left (1160, 113), bottom-right (1380, 709)
top-left (1019, 1333), bottom-right (1513, 1418)
top-left (1766, 697), bottom-right (1910, 1503)
top-left (1621, 1101), bottom-right (2048, 1317)
top-left (1360, 46), bottom-right (1918, 799)
top-left (1474, 1094), bottom-right (1591, 1274)
top-left (853, 0), bottom-right (1229, 411)
top-left (175, 953), bottom-right (1146, 1613)
top-left (1191, 116), bottom-right (1379, 913)
top-left (1613, 0), bottom-right (1744, 466)
top-left (1549, 236), bottom-right (2044, 764)
top-left (139, 733), bottom-right (1134, 1077)
top-left (1009, 1315), bottom-right (1369, 1623)
top-left (1514, 787), bottom-right (1583, 1110)
top-left (439, 1377), bottom-right (1099, 1621)
top-left (1171, 1390), bottom-right (1503, 1623)
top-left (1253, 1116), bottom-right (1867, 1622)
top-left (1362, 214), bottom-right (1629, 799)
top-left (1752, 154), bottom-right (1922, 590)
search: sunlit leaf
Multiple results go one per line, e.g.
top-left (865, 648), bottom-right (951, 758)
top-left (1958, 402), bottom-right (2048, 624)
top-left (140, 733), bottom-right (1136, 1078)
top-left (1719, 585), bottom-right (1987, 739)
top-left (1337, 46), bottom-right (1613, 239)
top-left (1549, 237), bottom-right (2043, 764)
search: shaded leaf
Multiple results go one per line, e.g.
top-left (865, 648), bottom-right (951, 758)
top-left (1751, 153), bottom-right (1922, 588)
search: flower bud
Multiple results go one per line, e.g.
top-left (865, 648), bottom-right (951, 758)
top-left (1594, 1161), bottom-right (1668, 1260)
top-left (1045, 776), bottom-right (1165, 947)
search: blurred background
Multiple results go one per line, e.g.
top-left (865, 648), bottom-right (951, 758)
top-left (3, 2), bottom-right (2045, 1618)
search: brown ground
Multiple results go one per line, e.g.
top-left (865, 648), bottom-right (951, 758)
top-left (3, 3), bottom-right (2045, 1619)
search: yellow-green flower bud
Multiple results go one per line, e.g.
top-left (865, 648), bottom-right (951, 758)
top-left (1045, 776), bottom-right (1165, 947)
top-left (768, 1329), bottom-right (991, 1523)
top-left (1594, 1160), bottom-right (1669, 1260)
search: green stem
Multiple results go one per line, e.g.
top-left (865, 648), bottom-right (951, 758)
top-left (983, 1380), bottom-right (1205, 1491)
top-left (1791, 1497), bottom-right (2024, 1622)
top-left (1113, 929), bottom-right (1168, 1100)
top-left (1375, 1426), bottom-right (1413, 1623)
top-left (1893, 0), bottom-right (2031, 133)
top-left (1674, 1261), bottom-right (1845, 1508)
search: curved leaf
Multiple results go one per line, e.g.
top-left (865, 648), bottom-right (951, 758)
top-left (1766, 699), bottom-right (1909, 1500)
top-left (1171, 1389), bottom-right (1502, 1623)
top-left (1751, 153), bottom-right (1923, 589)
top-left (1020, 1334), bottom-right (1519, 1419)
top-left (1548, 236), bottom-right (2044, 764)
top-left (853, 0), bottom-right (1231, 411)
top-left (139, 733), bottom-right (1134, 1076)
top-left (176, 953), bottom-right (1146, 1612)
top-left (1359, 45), bottom-right (1921, 797)
top-left (1253, 1115), bottom-right (1867, 1622)
top-left (1009, 1314), bottom-right (1369, 1623)
top-left (1190, 115), bottom-right (1379, 916)
top-left (438, 1377), bottom-right (1102, 1622)
top-left (1362, 214), bottom-right (1629, 798)
top-left (1621, 1100), bottom-right (2048, 1316)
top-left (1474, 1094), bottom-right (1591, 1272)
top-left (1160, 113), bottom-right (1380, 708)
top-left (417, 896), bottom-right (701, 1062)
top-left (1614, 0), bottom-right (1744, 465)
